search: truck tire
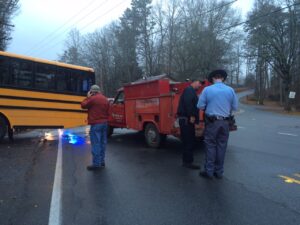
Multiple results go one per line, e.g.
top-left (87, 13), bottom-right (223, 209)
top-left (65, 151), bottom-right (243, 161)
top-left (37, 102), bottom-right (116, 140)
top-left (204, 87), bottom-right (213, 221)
top-left (107, 125), bottom-right (114, 138)
top-left (0, 116), bottom-right (8, 142)
top-left (144, 123), bottom-right (165, 148)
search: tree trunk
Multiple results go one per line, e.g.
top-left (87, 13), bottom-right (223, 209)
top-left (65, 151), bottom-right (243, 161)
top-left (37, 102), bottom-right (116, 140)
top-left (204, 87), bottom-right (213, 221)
top-left (284, 82), bottom-right (291, 111)
top-left (279, 78), bottom-right (283, 106)
top-left (237, 45), bottom-right (240, 86)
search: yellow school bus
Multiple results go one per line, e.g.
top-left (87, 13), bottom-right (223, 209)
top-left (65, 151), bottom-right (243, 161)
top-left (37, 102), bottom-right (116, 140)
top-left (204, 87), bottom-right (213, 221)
top-left (0, 51), bottom-right (95, 141)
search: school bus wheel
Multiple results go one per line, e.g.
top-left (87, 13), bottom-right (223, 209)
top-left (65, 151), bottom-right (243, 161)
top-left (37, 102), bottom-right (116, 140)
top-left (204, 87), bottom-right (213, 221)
top-left (0, 116), bottom-right (8, 142)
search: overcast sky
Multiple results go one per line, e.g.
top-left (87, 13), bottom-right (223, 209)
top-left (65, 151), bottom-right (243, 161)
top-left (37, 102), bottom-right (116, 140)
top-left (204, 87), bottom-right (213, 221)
top-left (8, 0), bottom-right (254, 60)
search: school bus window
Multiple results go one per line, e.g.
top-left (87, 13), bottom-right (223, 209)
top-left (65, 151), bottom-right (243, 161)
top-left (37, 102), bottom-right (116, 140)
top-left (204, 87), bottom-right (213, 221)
top-left (78, 72), bottom-right (84, 93)
top-left (56, 69), bottom-right (68, 92)
top-left (87, 73), bottom-right (94, 89)
top-left (89, 74), bottom-right (94, 86)
top-left (10, 60), bottom-right (18, 85)
top-left (10, 60), bottom-right (20, 86)
top-left (0, 57), bottom-right (10, 85)
top-left (68, 70), bottom-right (79, 93)
top-left (21, 61), bottom-right (33, 87)
top-left (11, 60), bottom-right (33, 88)
top-left (82, 78), bottom-right (89, 92)
top-left (80, 72), bottom-right (92, 93)
top-left (76, 72), bottom-right (81, 93)
top-left (35, 64), bottom-right (57, 90)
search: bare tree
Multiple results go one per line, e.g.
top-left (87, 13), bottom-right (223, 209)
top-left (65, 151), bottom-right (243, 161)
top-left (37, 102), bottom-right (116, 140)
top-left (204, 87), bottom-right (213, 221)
top-left (0, 0), bottom-right (19, 50)
top-left (246, 0), bottom-right (300, 109)
top-left (59, 0), bottom-right (244, 96)
top-left (58, 29), bottom-right (86, 66)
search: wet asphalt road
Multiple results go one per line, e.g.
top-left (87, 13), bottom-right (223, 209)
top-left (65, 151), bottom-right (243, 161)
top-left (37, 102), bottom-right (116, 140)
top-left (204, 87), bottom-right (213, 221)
top-left (0, 91), bottom-right (300, 225)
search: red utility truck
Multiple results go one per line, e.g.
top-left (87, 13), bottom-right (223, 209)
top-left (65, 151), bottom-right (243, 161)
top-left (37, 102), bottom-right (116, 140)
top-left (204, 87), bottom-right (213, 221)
top-left (108, 75), bottom-right (210, 148)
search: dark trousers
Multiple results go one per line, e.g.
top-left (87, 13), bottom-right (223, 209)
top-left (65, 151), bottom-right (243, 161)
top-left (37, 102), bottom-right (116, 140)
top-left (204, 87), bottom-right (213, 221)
top-left (204, 120), bottom-right (229, 176)
top-left (179, 119), bottom-right (196, 164)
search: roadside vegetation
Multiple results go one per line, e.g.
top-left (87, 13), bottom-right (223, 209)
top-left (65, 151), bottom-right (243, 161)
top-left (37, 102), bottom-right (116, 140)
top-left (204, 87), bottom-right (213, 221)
top-left (244, 0), bottom-right (300, 112)
top-left (241, 93), bottom-right (300, 115)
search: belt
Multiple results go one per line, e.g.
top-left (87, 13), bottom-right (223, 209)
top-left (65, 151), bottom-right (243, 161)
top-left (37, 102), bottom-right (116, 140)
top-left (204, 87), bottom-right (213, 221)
top-left (207, 115), bottom-right (230, 121)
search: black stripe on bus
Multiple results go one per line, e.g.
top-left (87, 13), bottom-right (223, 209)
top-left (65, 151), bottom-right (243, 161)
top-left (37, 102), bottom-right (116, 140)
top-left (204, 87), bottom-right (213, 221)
top-left (0, 86), bottom-right (87, 97)
top-left (14, 125), bottom-right (64, 129)
top-left (0, 95), bottom-right (82, 105)
top-left (0, 105), bottom-right (87, 113)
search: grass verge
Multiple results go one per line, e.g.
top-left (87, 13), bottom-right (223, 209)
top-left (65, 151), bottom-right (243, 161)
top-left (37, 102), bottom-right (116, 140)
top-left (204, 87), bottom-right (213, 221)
top-left (240, 94), bottom-right (300, 116)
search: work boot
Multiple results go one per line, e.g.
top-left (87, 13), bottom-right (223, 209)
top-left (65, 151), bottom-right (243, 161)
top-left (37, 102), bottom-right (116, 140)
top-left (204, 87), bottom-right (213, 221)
top-left (213, 172), bottom-right (223, 179)
top-left (182, 163), bottom-right (200, 170)
top-left (199, 171), bottom-right (213, 179)
top-left (86, 165), bottom-right (102, 171)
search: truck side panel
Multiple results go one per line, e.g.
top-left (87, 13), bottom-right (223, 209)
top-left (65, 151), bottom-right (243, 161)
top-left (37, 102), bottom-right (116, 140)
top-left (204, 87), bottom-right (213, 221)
top-left (131, 98), bottom-right (160, 131)
top-left (159, 96), bottom-right (175, 134)
top-left (136, 98), bottom-right (160, 114)
top-left (124, 100), bottom-right (139, 130)
top-left (124, 79), bottom-right (170, 99)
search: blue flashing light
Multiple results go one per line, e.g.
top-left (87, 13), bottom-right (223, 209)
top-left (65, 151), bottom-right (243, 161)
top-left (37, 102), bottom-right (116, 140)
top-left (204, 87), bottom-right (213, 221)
top-left (62, 132), bottom-right (85, 145)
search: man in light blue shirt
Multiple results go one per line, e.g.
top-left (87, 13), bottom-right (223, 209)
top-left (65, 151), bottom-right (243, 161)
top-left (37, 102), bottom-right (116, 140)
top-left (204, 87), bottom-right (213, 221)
top-left (197, 69), bottom-right (238, 179)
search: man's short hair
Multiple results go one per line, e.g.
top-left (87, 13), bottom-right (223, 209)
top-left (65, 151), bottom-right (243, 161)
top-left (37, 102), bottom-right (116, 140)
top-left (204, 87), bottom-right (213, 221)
top-left (208, 69), bottom-right (228, 83)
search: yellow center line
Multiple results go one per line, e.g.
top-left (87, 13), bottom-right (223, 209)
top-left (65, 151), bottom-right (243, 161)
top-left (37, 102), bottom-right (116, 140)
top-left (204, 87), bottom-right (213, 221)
top-left (278, 175), bottom-right (300, 185)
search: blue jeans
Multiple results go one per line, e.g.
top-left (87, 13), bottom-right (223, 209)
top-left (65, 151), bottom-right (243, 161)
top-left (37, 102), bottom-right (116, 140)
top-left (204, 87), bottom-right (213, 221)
top-left (89, 123), bottom-right (107, 166)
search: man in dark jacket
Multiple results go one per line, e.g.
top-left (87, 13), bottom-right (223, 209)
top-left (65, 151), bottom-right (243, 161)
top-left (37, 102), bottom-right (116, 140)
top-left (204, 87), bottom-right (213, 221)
top-left (81, 85), bottom-right (109, 171)
top-left (177, 80), bottom-right (201, 169)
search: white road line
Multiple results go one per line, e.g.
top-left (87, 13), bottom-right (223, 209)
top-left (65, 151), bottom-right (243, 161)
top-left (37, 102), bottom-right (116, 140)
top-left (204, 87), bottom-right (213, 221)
top-left (48, 130), bottom-right (63, 225)
top-left (278, 132), bottom-right (298, 137)
top-left (237, 126), bottom-right (246, 129)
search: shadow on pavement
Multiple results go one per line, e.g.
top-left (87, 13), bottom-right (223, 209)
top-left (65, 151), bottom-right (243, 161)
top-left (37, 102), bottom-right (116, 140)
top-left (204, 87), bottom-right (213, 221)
top-left (108, 130), bottom-right (206, 153)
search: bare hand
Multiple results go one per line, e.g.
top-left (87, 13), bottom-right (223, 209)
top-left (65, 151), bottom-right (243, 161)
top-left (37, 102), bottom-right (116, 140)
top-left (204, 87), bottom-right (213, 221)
top-left (190, 116), bottom-right (196, 124)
